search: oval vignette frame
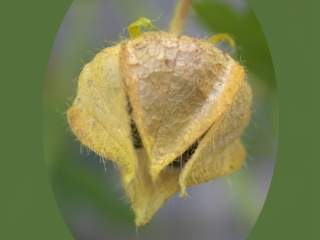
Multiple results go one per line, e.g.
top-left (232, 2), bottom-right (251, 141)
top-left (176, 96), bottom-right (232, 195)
top-left (43, 0), bottom-right (278, 239)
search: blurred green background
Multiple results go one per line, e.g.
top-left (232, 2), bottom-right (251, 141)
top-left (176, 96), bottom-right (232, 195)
top-left (43, 0), bottom-right (277, 239)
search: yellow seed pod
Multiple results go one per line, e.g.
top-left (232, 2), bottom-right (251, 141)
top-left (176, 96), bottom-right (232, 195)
top-left (67, 17), bottom-right (252, 226)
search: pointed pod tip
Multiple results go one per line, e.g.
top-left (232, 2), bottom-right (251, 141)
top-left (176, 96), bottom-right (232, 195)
top-left (179, 189), bottom-right (189, 198)
top-left (134, 216), bottom-right (148, 227)
top-left (133, 205), bottom-right (153, 227)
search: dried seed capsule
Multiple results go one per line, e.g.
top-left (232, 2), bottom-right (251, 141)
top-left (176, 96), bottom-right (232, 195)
top-left (67, 31), bottom-right (252, 226)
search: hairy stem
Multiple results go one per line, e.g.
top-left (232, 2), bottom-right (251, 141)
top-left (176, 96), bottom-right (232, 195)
top-left (169, 0), bottom-right (192, 35)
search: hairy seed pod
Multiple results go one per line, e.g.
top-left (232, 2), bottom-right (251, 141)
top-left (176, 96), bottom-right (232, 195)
top-left (67, 31), bottom-right (252, 226)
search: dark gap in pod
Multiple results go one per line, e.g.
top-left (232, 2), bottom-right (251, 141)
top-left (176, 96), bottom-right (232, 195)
top-left (169, 131), bottom-right (208, 169)
top-left (127, 98), bottom-right (143, 149)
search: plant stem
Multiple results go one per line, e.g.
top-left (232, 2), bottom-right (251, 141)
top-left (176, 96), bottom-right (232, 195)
top-left (169, 0), bottom-right (192, 35)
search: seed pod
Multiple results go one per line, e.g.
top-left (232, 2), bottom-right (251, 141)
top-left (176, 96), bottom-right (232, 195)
top-left (67, 31), bottom-right (252, 226)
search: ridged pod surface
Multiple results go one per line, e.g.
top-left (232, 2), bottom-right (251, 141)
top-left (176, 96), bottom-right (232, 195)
top-left (67, 31), bottom-right (252, 226)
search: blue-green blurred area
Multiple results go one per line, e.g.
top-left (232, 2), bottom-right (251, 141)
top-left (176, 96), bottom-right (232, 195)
top-left (44, 0), bottom-right (277, 239)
